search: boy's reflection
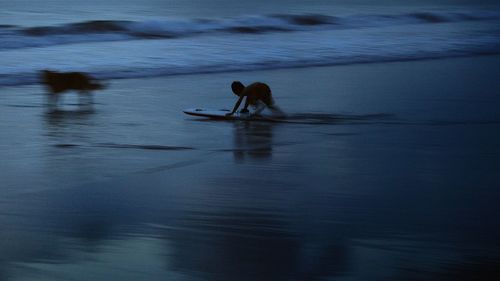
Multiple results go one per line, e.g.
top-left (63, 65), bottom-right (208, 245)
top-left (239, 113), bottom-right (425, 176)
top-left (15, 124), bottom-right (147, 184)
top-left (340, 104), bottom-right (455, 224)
top-left (233, 121), bottom-right (274, 162)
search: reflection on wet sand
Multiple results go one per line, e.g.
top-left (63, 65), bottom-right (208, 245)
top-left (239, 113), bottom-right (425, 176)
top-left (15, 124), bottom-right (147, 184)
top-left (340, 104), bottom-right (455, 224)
top-left (165, 208), bottom-right (299, 281)
top-left (0, 161), bottom-right (498, 281)
top-left (163, 207), bottom-right (349, 281)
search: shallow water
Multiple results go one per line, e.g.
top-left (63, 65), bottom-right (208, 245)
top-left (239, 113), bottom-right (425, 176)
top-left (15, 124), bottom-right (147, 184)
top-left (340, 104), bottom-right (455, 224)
top-left (1, 56), bottom-right (500, 280)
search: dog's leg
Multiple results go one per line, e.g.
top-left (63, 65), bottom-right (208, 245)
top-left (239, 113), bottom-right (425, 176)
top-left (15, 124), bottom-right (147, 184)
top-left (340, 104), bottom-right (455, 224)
top-left (47, 93), bottom-right (58, 111)
top-left (87, 91), bottom-right (94, 106)
top-left (56, 93), bottom-right (62, 109)
top-left (80, 91), bottom-right (93, 110)
top-left (78, 91), bottom-right (85, 106)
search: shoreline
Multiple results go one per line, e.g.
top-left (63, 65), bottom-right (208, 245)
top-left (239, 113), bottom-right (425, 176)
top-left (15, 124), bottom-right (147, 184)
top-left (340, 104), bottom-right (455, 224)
top-left (2, 53), bottom-right (500, 89)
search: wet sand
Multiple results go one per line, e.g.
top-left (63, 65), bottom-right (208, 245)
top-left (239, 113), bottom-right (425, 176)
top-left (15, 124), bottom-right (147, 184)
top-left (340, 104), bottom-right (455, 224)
top-left (1, 56), bottom-right (500, 280)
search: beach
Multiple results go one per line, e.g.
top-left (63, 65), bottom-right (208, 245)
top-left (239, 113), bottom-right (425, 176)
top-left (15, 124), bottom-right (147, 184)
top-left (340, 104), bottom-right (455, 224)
top-left (1, 55), bottom-right (500, 280)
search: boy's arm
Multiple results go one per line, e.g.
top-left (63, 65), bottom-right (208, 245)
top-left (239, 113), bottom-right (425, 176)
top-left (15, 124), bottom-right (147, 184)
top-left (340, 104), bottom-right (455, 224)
top-left (241, 97), bottom-right (250, 113)
top-left (227, 95), bottom-right (244, 115)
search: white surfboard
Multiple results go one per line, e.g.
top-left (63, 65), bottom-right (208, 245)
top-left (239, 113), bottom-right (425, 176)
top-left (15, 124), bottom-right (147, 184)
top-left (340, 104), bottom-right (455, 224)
top-left (183, 108), bottom-right (274, 121)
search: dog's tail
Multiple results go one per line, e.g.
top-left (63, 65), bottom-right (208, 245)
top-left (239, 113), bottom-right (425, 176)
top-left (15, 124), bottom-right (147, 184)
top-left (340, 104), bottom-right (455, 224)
top-left (88, 81), bottom-right (107, 90)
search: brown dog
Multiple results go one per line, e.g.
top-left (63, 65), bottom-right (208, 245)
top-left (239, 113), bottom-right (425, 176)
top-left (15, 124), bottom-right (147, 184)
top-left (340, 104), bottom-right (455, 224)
top-left (40, 70), bottom-right (106, 109)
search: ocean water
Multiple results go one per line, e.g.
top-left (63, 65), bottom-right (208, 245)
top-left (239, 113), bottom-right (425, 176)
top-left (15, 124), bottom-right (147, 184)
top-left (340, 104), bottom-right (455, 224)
top-left (1, 0), bottom-right (500, 86)
top-left (1, 1), bottom-right (500, 281)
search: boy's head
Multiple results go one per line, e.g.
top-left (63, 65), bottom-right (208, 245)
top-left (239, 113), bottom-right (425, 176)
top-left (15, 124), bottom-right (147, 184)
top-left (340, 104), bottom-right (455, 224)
top-left (231, 81), bottom-right (245, 96)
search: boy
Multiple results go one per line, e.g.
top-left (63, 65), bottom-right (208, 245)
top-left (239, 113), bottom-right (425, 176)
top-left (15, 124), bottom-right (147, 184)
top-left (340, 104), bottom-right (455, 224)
top-left (226, 81), bottom-right (284, 117)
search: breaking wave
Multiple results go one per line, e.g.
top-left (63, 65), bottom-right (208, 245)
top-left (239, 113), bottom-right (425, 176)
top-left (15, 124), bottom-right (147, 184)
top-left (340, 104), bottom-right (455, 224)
top-left (1, 10), bottom-right (500, 50)
top-left (1, 8), bottom-right (500, 87)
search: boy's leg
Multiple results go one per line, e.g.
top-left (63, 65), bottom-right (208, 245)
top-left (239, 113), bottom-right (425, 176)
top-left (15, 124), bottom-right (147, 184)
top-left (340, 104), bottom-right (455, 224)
top-left (252, 100), bottom-right (266, 116)
top-left (267, 98), bottom-right (286, 117)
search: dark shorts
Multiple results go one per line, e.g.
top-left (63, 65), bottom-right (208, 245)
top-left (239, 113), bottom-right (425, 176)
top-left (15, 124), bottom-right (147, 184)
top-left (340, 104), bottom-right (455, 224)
top-left (248, 92), bottom-right (273, 106)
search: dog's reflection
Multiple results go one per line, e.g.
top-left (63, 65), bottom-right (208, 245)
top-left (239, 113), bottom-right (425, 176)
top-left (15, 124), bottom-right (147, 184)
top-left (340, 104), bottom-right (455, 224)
top-left (44, 109), bottom-right (96, 142)
top-left (232, 121), bottom-right (274, 162)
